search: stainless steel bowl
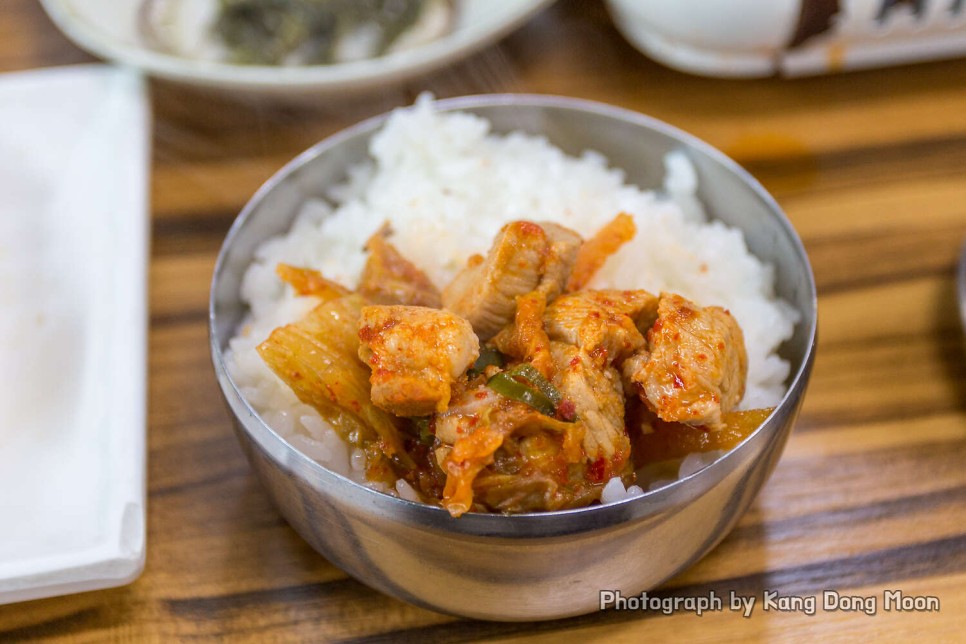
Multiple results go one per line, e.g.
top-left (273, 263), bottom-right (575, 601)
top-left (209, 94), bottom-right (817, 621)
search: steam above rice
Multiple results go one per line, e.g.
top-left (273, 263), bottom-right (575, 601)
top-left (226, 96), bottom-right (799, 499)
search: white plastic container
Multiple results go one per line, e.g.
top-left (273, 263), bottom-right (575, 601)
top-left (606, 0), bottom-right (966, 77)
top-left (0, 65), bottom-right (148, 605)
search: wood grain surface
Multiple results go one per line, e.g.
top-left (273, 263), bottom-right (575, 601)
top-left (3, 0), bottom-right (966, 641)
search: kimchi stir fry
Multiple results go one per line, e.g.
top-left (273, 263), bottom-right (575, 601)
top-left (257, 215), bottom-right (774, 517)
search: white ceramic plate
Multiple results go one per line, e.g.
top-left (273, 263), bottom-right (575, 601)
top-left (605, 0), bottom-right (966, 77)
top-left (39, 0), bottom-right (555, 96)
top-left (0, 65), bottom-right (149, 605)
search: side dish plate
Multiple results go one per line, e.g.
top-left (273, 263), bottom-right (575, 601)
top-left (39, 0), bottom-right (555, 96)
top-left (0, 65), bottom-right (149, 604)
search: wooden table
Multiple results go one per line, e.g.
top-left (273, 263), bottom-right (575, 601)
top-left (3, 0), bottom-right (966, 640)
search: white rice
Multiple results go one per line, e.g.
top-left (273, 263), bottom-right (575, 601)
top-left (226, 95), bottom-right (799, 500)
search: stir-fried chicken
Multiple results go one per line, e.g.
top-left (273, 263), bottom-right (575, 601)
top-left (442, 221), bottom-right (582, 340)
top-left (358, 305), bottom-right (479, 417)
top-left (544, 289), bottom-right (659, 367)
top-left (625, 293), bottom-right (748, 430)
top-left (491, 290), bottom-right (555, 379)
top-left (550, 342), bottom-right (631, 479)
top-left (538, 222), bottom-right (584, 300)
top-left (358, 226), bottom-right (442, 308)
top-left (258, 216), bottom-right (767, 517)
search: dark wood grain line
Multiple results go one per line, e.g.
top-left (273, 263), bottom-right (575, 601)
top-left (150, 466), bottom-right (250, 499)
top-left (150, 309), bottom-right (209, 328)
top-left (798, 400), bottom-right (966, 435)
top-left (152, 206), bottom-right (240, 225)
top-left (816, 327), bottom-right (965, 352)
top-left (148, 411), bottom-right (233, 437)
top-left (803, 219), bottom-right (966, 248)
top-left (814, 264), bottom-right (953, 296)
top-left (153, 233), bottom-right (230, 258)
top-left (807, 225), bottom-right (966, 296)
top-left (163, 578), bottom-right (366, 619)
top-left (729, 483), bottom-right (966, 545)
top-left (795, 400), bottom-right (965, 433)
top-left (743, 132), bottom-right (966, 193)
top-left (770, 436), bottom-right (966, 492)
top-left (152, 209), bottom-right (239, 257)
top-left (0, 608), bottom-right (101, 643)
top-left (338, 533), bottom-right (966, 643)
top-left (795, 329), bottom-right (966, 432)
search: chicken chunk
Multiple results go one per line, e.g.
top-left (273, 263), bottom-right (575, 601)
top-left (491, 290), bottom-right (555, 379)
top-left (537, 222), bottom-right (584, 300)
top-left (544, 289), bottom-right (659, 367)
top-left (441, 221), bottom-right (582, 340)
top-left (550, 342), bottom-right (631, 476)
top-left (358, 226), bottom-right (442, 308)
top-left (626, 293), bottom-right (747, 430)
top-left (358, 305), bottom-right (480, 417)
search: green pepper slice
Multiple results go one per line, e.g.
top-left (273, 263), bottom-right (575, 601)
top-left (410, 416), bottom-right (435, 446)
top-left (467, 347), bottom-right (506, 379)
top-left (486, 363), bottom-right (566, 417)
top-left (509, 363), bottom-right (563, 407)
